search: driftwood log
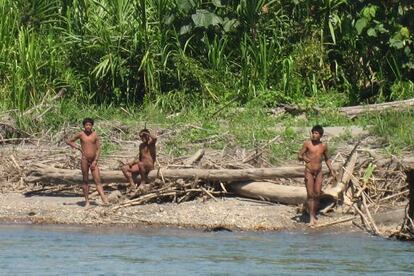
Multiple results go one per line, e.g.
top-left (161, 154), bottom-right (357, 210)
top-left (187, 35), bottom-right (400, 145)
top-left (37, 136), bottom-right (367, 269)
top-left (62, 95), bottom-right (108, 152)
top-left (229, 181), bottom-right (307, 205)
top-left (339, 98), bottom-right (414, 118)
top-left (25, 163), bottom-right (342, 185)
top-left (272, 98), bottom-right (414, 118)
top-left (25, 163), bottom-right (308, 184)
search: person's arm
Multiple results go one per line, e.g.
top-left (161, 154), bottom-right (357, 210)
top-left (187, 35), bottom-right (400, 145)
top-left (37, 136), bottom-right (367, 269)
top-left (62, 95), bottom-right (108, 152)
top-left (91, 135), bottom-right (101, 168)
top-left (66, 133), bottom-right (82, 153)
top-left (298, 142), bottom-right (310, 162)
top-left (147, 132), bottom-right (157, 144)
top-left (128, 154), bottom-right (140, 166)
top-left (324, 144), bottom-right (337, 180)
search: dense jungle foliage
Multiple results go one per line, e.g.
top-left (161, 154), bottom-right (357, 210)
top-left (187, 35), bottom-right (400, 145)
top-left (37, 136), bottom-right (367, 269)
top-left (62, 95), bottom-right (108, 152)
top-left (0, 0), bottom-right (413, 112)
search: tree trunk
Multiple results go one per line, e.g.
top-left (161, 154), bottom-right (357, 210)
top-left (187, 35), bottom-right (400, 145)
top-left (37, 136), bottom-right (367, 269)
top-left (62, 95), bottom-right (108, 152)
top-left (25, 163), bottom-right (323, 184)
top-left (228, 181), bottom-right (307, 205)
top-left (339, 98), bottom-right (414, 118)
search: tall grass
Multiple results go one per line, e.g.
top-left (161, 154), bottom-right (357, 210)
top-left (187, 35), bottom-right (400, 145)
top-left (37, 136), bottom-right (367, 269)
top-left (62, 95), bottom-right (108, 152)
top-left (369, 110), bottom-right (414, 154)
top-left (0, 0), bottom-right (412, 112)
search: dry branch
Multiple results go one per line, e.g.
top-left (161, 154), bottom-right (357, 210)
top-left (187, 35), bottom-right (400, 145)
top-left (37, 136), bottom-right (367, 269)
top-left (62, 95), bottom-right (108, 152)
top-left (323, 142), bottom-right (359, 200)
top-left (184, 149), bottom-right (205, 165)
top-left (312, 216), bottom-right (355, 228)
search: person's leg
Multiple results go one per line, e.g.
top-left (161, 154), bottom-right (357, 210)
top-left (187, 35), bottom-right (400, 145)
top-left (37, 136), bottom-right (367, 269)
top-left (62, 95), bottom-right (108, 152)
top-left (91, 165), bottom-right (109, 205)
top-left (122, 164), bottom-right (139, 190)
top-left (138, 162), bottom-right (146, 186)
top-left (304, 170), bottom-right (316, 226)
top-left (81, 158), bottom-right (90, 207)
top-left (122, 164), bottom-right (140, 188)
top-left (313, 170), bottom-right (323, 223)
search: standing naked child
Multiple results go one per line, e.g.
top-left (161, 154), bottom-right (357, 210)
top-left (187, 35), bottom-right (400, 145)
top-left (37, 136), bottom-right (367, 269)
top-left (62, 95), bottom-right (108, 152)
top-left (121, 128), bottom-right (157, 190)
top-left (298, 125), bottom-right (336, 226)
top-left (66, 118), bottom-right (109, 207)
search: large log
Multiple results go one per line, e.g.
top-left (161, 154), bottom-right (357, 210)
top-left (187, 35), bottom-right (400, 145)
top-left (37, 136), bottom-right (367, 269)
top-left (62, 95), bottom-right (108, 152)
top-left (402, 157), bottom-right (414, 172)
top-left (25, 163), bottom-right (315, 184)
top-left (270, 99), bottom-right (414, 118)
top-left (229, 181), bottom-right (307, 205)
top-left (339, 98), bottom-right (414, 117)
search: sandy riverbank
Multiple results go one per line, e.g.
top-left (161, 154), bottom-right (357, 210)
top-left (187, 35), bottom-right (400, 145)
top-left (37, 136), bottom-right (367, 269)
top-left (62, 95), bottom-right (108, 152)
top-left (0, 192), bottom-right (360, 232)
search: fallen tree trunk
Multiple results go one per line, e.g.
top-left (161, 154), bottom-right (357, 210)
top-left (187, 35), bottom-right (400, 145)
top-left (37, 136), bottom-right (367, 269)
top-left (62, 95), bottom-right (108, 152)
top-left (25, 163), bottom-right (324, 184)
top-left (339, 98), bottom-right (414, 118)
top-left (228, 180), bottom-right (347, 206)
top-left (402, 157), bottom-right (414, 172)
top-left (229, 181), bottom-right (307, 205)
top-left (269, 99), bottom-right (414, 118)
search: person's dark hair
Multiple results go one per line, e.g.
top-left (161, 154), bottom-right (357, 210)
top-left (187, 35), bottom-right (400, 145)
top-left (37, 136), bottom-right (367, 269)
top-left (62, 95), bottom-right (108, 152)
top-left (311, 125), bottom-right (324, 136)
top-left (139, 128), bottom-right (150, 136)
top-left (82, 118), bottom-right (94, 126)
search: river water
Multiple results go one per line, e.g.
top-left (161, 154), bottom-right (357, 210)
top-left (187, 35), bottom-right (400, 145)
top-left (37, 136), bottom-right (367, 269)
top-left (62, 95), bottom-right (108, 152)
top-left (0, 224), bottom-right (413, 275)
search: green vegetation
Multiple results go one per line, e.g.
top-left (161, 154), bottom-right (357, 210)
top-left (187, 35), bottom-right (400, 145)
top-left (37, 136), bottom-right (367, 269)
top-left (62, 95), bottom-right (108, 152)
top-left (1, 0), bottom-right (413, 158)
top-left (1, 0), bottom-right (413, 110)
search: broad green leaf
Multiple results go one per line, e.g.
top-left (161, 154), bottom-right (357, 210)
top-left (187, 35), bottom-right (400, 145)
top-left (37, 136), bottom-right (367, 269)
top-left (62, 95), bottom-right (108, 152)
top-left (212, 0), bottom-right (224, 8)
top-left (328, 21), bottom-right (336, 44)
top-left (375, 23), bottom-right (388, 34)
top-left (176, 0), bottom-right (196, 13)
top-left (403, 62), bottom-right (414, 70)
top-left (191, 9), bottom-right (222, 28)
top-left (400, 27), bottom-right (410, 38)
top-left (389, 36), bottom-right (405, 49)
top-left (404, 46), bottom-right (411, 55)
top-left (355, 18), bottom-right (367, 34)
top-left (362, 5), bottom-right (377, 19)
top-left (222, 18), bottom-right (239, 32)
top-left (164, 14), bottom-right (175, 25)
top-left (179, 24), bottom-right (192, 35)
top-left (367, 27), bottom-right (377, 37)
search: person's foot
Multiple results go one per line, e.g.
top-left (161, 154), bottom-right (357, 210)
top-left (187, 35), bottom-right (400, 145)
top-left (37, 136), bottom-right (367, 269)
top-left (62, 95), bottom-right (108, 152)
top-left (309, 216), bottom-right (317, 227)
top-left (102, 197), bottom-right (109, 205)
top-left (84, 201), bottom-right (90, 208)
top-left (137, 184), bottom-right (151, 194)
top-left (127, 184), bottom-right (137, 193)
